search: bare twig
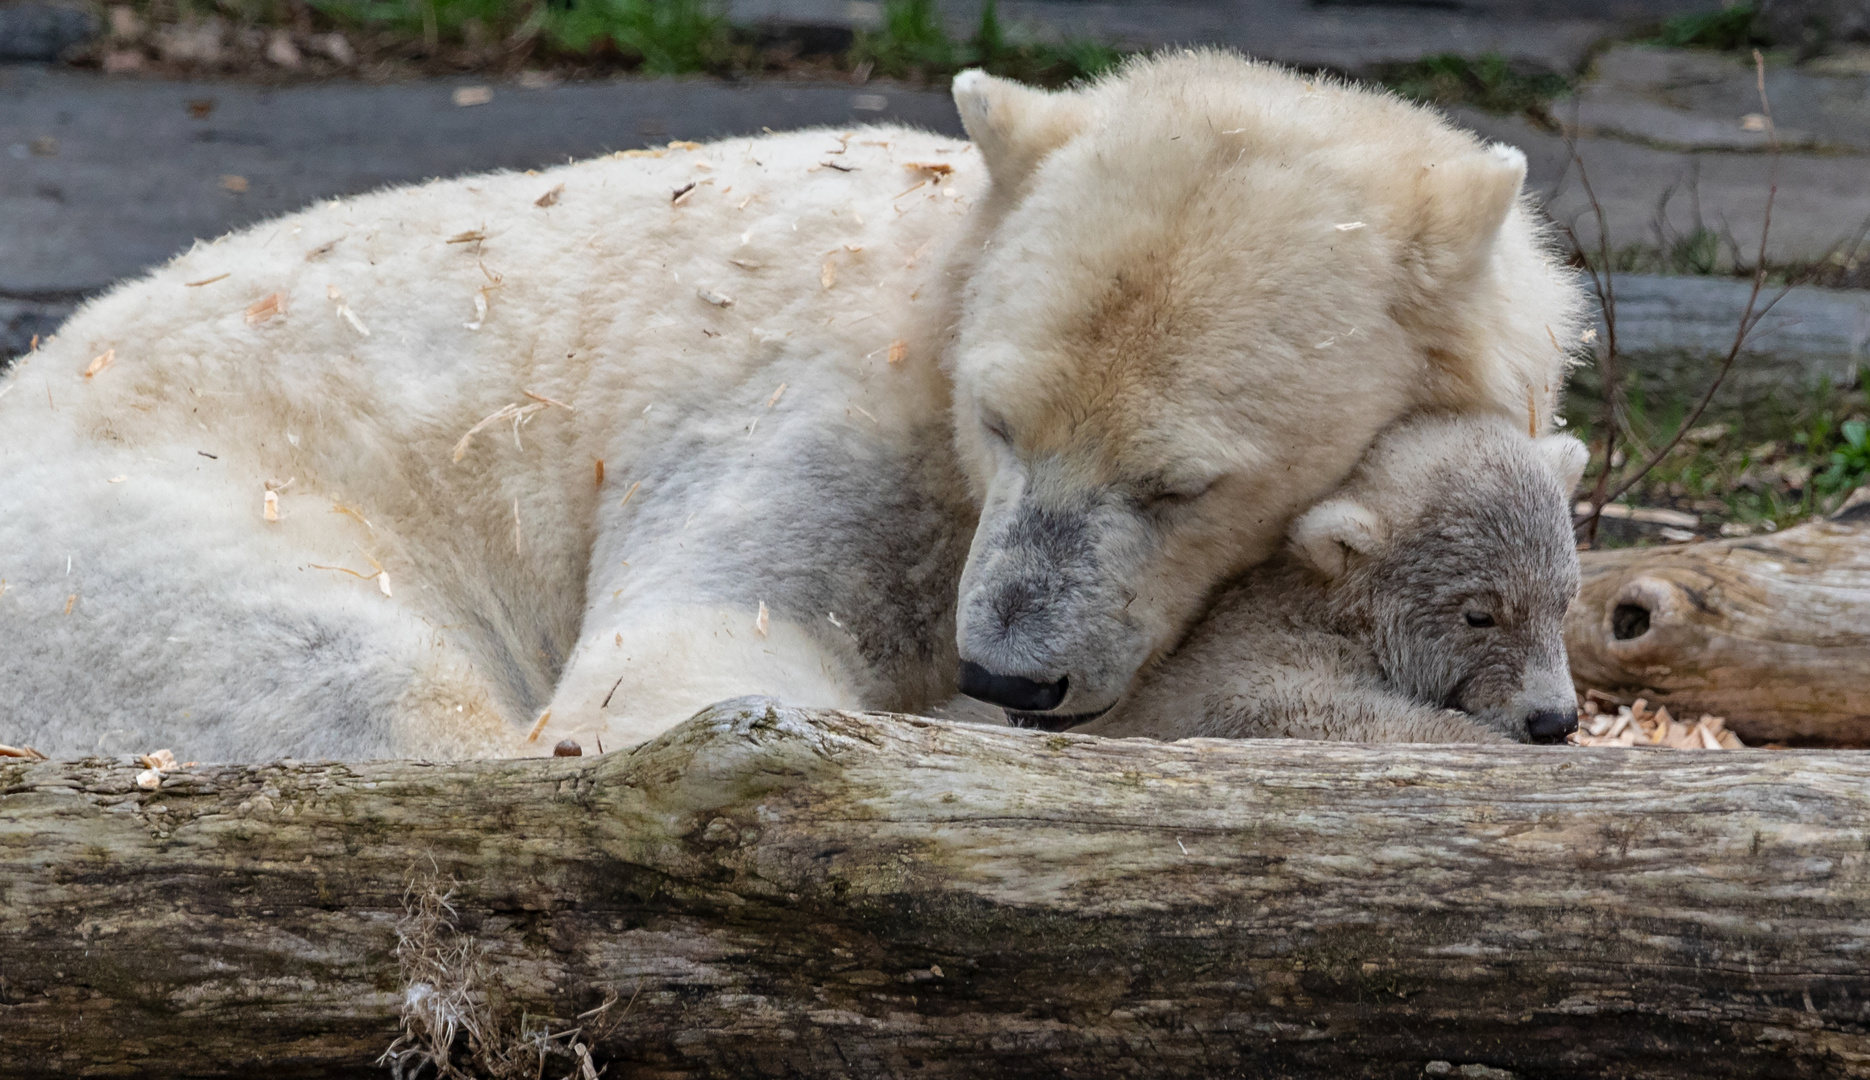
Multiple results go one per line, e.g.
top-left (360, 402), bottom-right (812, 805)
top-left (1556, 100), bottom-right (1622, 546)
top-left (1570, 50), bottom-right (1807, 538)
top-left (1597, 50), bottom-right (1788, 510)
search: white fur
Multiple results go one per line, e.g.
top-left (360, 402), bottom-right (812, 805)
top-left (0, 128), bottom-right (982, 760)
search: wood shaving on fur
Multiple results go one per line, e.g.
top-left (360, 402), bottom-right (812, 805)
top-left (82, 349), bottom-right (115, 378)
top-left (264, 489), bottom-right (279, 521)
top-left (755, 601), bottom-right (769, 637)
top-left (534, 184), bottom-right (565, 208)
top-left (137, 748), bottom-right (177, 771)
top-left (696, 288), bottom-right (733, 308)
top-left (245, 293), bottom-right (284, 325)
top-left (820, 260), bottom-right (837, 290)
top-left (526, 710), bottom-right (552, 742)
top-left (446, 230), bottom-right (487, 245)
top-left (887, 340), bottom-right (908, 365)
top-left (185, 272), bottom-right (230, 287)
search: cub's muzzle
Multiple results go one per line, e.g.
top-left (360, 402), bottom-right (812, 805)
top-left (1525, 709), bottom-right (1578, 744)
top-left (958, 661), bottom-right (1068, 712)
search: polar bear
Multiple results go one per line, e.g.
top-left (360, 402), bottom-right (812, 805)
top-left (942, 55), bottom-right (1582, 727)
top-left (0, 51), bottom-right (1580, 761)
top-left (1080, 414), bottom-right (1589, 744)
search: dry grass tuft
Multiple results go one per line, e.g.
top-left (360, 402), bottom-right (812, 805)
top-left (378, 867), bottom-right (622, 1080)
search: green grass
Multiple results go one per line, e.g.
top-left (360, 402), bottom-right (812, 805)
top-left (850, 0), bottom-right (1123, 86)
top-left (537, 0), bottom-right (725, 73)
top-left (1374, 53), bottom-right (1572, 116)
top-left (107, 0), bottom-right (1125, 82)
top-left (1652, 4), bottom-right (1763, 50)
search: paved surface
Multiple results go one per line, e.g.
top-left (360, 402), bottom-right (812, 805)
top-left (0, 65), bottom-right (965, 356)
top-left (733, 0), bottom-right (1732, 74)
top-left (6, 31), bottom-right (1869, 363)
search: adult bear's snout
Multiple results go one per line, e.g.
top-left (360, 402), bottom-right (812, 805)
top-left (958, 661), bottom-right (1069, 712)
top-left (1525, 709), bottom-right (1578, 744)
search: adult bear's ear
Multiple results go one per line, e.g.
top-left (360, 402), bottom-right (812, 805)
top-left (1408, 142), bottom-right (1526, 288)
top-left (952, 69), bottom-right (1091, 191)
top-left (1533, 433), bottom-right (1589, 496)
top-left (1290, 497), bottom-right (1387, 581)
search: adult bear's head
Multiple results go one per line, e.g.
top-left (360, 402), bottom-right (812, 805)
top-left (944, 52), bottom-right (1584, 728)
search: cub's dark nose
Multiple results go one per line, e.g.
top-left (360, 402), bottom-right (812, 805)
top-left (1526, 709), bottom-right (1578, 745)
top-left (958, 661), bottom-right (1068, 712)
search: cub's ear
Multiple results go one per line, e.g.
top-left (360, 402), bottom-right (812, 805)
top-left (952, 69), bottom-right (1091, 191)
top-left (1410, 142), bottom-right (1526, 287)
top-left (1289, 497), bottom-right (1387, 581)
top-left (1533, 433), bottom-right (1589, 496)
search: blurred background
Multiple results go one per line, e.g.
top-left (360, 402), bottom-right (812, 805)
top-left (2, 0), bottom-right (1867, 542)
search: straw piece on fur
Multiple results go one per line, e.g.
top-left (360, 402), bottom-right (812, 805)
top-left (264, 489), bottom-right (279, 521)
top-left (452, 402), bottom-right (546, 462)
top-left (327, 286), bottom-right (371, 336)
top-left (526, 710), bottom-right (552, 742)
top-left (185, 272), bottom-right (231, 287)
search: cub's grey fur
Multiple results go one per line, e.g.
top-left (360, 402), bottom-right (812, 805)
top-left (1081, 415), bottom-right (1589, 744)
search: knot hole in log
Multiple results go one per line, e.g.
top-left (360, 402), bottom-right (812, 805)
top-left (1611, 601), bottom-right (1650, 641)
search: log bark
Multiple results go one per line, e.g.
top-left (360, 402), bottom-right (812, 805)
top-left (1568, 496), bottom-right (1870, 745)
top-left (7, 701), bottom-right (1870, 1078)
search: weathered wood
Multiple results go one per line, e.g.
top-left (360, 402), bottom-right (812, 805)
top-left (6, 701), bottom-right (1870, 1078)
top-left (1569, 496), bottom-right (1870, 744)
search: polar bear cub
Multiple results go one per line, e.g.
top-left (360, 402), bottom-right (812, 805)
top-left (1081, 414), bottom-right (1589, 744)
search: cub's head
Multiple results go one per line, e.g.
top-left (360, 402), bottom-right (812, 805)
top-left (945, 53), bottom-right (1581, 727)
top-left (1289, 415), bottom-right (1588, 743)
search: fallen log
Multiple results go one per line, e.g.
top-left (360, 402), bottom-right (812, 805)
top-left (1568, 493), bottom-right (1870, 745)
top-left (5, 701), bottom-right (1870, 1078)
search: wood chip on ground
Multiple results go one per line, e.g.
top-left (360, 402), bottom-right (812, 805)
top-left (1570, 693), bottom-right (1747, 749)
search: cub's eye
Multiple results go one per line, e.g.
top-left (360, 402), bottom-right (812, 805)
top-left (1464, 611), bottom-right (1496, 628)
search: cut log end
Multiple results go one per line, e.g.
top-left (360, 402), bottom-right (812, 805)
top-left (1568, 503), bottom-right (1870, 745)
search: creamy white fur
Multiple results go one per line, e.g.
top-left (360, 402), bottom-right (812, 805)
top-left (0, 128), bottom-right (983, 759)
top-left (0, 52), bottom-right (1584, 760)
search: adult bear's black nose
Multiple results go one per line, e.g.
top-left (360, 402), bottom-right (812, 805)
top-left (1526, 709), bottom-right (1578, 744)
top-left (958, 661), bottom-right (1068, 712)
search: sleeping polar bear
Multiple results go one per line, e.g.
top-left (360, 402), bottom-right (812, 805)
top-left (0, 51), bottom-right (1582, 760)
